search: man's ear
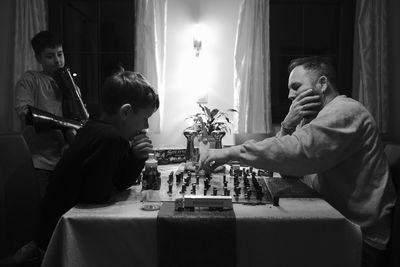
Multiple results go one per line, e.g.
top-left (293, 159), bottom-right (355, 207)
top-left (119, 104), bottom-right (132, 120)
top-left (317, 76), bottom-right (328, 93)
top-left (34, 54), bottom-right (41, 62)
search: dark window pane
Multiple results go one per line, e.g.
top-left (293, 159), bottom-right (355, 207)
top-left (100, 1), bottom-right (135, 53)
top-left (270, 4), bottom-right (303, 55)
top-left (303, 4), bottom-right (340, 55)
top-left (270, 0), bottom-right (355, 123)
top-left (100, 53), bottom-right (135, 83)
top-left (48, 0), bottom-right (136, 119)
top-left (64, 1), bottom-right (98, 54)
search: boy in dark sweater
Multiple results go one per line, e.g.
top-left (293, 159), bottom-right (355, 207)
top-left (4, 70), bottom-right (159, 264)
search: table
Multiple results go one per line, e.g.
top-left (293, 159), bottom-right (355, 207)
top-left (41, 168), bottom-right (362, 267)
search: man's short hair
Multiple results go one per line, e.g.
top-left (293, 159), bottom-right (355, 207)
top-left (31, 31), bottom-right (62, 56)
top-left (288, 56), bottom-right (337, 89)
top-left (101, 70), bottom-right (159, 115)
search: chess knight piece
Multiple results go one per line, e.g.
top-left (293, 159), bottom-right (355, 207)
top-left (211, 130), bottom-right (226, 149)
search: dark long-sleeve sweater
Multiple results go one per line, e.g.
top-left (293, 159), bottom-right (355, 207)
top-left (36, 119), bottom-right (145, 248)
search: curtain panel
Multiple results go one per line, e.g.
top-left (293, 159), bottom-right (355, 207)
top-left (353, 0), bottom-right (388, 133)
top-left (234, 0), bottom-right (272, 134)
top-left (135, 0), bottom-right (167, 134)
top-left (12, 0), bottom-right (47, 131)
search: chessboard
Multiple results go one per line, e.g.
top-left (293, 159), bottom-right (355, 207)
top-left (150, 163), bottom-right (320, 205)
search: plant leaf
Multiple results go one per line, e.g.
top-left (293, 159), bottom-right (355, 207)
top-left (210, 109), bottom-right (219, 118)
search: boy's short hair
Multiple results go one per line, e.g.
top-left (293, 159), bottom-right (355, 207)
top-left (288, 56), bottom-right (337, 90)
top-left (101, 70), bottom-right (159, 115)
top-left (31, 31), bottom-right (62, 56)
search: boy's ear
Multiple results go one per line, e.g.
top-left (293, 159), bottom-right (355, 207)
top-left (119, 104), bottom-right (132, 120)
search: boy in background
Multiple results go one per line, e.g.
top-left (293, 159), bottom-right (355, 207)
top-left (5, 70), bottom-right (159, 264)
top-left (14, 30), bottom-right (78, 198)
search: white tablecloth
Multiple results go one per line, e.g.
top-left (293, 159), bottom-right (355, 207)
top-left (41, 185), bottom-right (361, 267)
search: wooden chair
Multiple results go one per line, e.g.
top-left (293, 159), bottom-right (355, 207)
top-left (385, 143), bottom-right (400, 267)
top-left (0, 133), bottom-right (40, 258)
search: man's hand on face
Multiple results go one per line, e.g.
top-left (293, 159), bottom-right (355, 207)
top-left (283, 89), bottom-right (321, 128)
top-left (130, 133), bottom-right (153, 159)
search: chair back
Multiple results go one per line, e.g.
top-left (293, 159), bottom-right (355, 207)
top-left (385, 143), bottom-right (400, 267)
top-left (0, 132), bottom-right (40, 257)
top-left (385, 143), bottom-right (400, 192)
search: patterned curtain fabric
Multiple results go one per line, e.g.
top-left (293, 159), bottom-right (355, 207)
top-left (234, 0), bottom-right (272, 134)
top-left (135, 0), bottom-right (167, 133)
top-left (353, 0), bottom-right (388, 133)
top-left (13, 0), bottom-right (47, 131)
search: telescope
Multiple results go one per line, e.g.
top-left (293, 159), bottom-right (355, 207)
top-left (53, 67), bottom-right (90, 122)
top-left (25, 67), bottom-right (89, 131)
top-left (25, 106), bottom-right (84, 131)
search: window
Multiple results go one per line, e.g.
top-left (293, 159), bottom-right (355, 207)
top-left (48, 0), bottom-right (136, 118)
top-left (269, 0), bottom-right (355, 123)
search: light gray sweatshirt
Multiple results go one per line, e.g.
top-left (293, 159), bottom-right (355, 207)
top-left (231, 95), bottom-right (397, 250)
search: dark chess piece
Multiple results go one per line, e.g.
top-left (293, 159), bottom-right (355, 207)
top-left (273, 196), bottom-right (280, 206)
top-left (168, 183), bottom-right (173, 196)
top-left (191, 183), bottom-right (196, 195)
top-left (213, 187), bottom-right (218, 196)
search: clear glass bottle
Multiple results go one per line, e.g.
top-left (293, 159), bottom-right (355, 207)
top-left (141, 153), bottom-right (162, 210)
top-left (142, 153), bottom-right (161, 191)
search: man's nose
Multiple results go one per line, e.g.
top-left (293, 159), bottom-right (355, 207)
top-left (288, 89), bottom-right (296, 101)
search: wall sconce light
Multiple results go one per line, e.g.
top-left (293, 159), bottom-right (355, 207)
top-left (193, 23), bottom-right (203, 57)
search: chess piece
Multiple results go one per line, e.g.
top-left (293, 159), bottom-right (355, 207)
top-left (168, 183), bottom-right (173, 196)
top-left (191, 183), bottom-right (197, 194)
top-left (273, 196), bottom-right (280, 206)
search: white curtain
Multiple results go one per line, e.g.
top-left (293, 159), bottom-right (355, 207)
top-left (135, 0), bottom-right (167, 134)
top-left (353, 0), bottom-right (388, 133)
top-left (234, 0), bottom-right (272, 134)
top-left (13, 0), bottom-right (47, 131)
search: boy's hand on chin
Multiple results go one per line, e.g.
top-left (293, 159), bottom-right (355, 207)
top-left (130, 134), bottom-right (153, 159)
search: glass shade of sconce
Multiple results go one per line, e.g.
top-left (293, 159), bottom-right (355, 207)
top-left (193, 23), bottom-right (203, 57)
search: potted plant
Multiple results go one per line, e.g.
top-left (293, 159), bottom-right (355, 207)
top-left (184, 104), bottom-right (237, 148)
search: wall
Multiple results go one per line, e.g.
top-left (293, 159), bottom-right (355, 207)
top-left (0, 0), bottom-right (15, 133)
top-left (148, 0), bottom-right (240, 148)
top-left (0, 0), bottom-right (399, 143)
top-left (147, 0), bottom-right (400, 146)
